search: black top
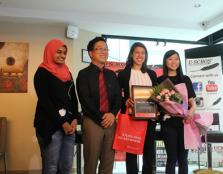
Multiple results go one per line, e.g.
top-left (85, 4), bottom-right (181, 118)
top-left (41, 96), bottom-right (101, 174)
top-left (118, 66), bottom-right (158, 113)
top-left (158, 75), bottom-right (196, 127)
top-left (76, 63), bottom-right (122, 125)
top-left (34, 67), bottom-right (79, 146)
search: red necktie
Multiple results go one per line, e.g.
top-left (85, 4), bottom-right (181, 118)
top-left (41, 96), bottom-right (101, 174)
top-left (99, 70), bottom-right (109, 113)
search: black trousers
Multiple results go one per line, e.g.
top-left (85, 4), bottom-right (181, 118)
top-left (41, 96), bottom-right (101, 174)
top-left (126, 121), bottom-right (156, 174)
top-left (162, 118), bottom-right (188, 174)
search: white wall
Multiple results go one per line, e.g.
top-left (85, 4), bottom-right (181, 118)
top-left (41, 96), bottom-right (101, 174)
top-left (0, 21), bottom-right (98, 171)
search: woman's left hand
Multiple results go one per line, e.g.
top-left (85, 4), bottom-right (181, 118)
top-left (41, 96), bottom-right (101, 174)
top-left (184, 98), bottom-right (196, 123)
top-left (184, 110), bottom-right (194, 123)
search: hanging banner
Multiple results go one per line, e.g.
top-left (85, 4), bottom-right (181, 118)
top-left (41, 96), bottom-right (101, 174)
top-left (186, 56), bottom-right (223, 130)
top-left (186, 56), bottom-right (223, 166)
top-left (105, 61), bottom-right (126, 74)
top-left (147, 65), bottom-right (163, 77)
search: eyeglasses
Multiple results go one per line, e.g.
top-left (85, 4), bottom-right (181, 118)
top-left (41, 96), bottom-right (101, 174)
top-left (93, 48), bottom-right (109, 52)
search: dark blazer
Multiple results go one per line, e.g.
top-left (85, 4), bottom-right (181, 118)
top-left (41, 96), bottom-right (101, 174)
top-left (118, 66), bottom-right (158, 113)
top-left (76, 63), bottom-right (122, 125)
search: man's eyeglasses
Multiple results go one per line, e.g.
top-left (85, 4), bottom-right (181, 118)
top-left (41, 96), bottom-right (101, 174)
top-left (93, 48), bottom-right (109, 52)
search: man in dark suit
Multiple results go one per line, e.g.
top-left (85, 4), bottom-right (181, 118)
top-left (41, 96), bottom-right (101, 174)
top-left (76, 37), bottom-right (121, 174)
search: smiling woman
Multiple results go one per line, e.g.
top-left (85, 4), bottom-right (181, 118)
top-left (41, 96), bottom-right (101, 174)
top-left (33, 39), bottom-right (79, 174)
top-left (53, 46), bottom-right (67, 64)
top-left (117, 42), bottom-right (158, 174)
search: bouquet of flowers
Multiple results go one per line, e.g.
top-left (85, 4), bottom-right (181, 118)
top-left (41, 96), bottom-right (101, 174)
top-left (151, 78), bottom-right (185, 116)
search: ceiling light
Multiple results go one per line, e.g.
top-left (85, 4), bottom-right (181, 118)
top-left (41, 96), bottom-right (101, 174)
top-left (194, 3), bottom-right (201, 8)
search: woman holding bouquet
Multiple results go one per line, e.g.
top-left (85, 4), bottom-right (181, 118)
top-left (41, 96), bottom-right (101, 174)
top-left (118, 42), bottom-right (157, 174)
top-left (158, 50), bottom-right (196, 174)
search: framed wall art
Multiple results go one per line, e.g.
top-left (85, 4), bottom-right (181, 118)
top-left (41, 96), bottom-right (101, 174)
top-left (82, 49), bottom-right (91, 63)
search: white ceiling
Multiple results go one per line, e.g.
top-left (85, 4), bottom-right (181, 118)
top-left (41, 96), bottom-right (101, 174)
top-left (1, 0), bottom-right (223, 41)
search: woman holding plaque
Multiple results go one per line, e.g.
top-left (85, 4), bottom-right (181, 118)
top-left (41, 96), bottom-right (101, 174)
top-left (118, 42), bottom-right (157, 174)
top-left (158, 50), bottom-right (196, 174)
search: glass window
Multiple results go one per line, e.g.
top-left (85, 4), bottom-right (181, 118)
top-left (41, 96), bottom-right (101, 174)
top-left (107, 38), bottom-right (204, 73)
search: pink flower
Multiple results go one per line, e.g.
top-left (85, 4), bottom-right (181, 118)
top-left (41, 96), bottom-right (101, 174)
top-left (156, 95), bottom-right (161, 100)
top-left (160, 90), bottom-right (165, 95)
top-left (151, 78), bottom-right (183, 104)
top-left (170, 90), bottom-right (175, 95)
top-left (165, 94), bottom-right (170, 101)
top-left (162, 89), bottom-right (169, 94)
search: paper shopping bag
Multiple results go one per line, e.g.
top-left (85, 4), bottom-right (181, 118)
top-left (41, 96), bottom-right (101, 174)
top-left (113, 111), bottom-right (148, 154)
top-left (114, 151), bottom-right (126, 161)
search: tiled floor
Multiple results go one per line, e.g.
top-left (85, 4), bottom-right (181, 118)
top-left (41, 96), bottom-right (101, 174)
top-left (113, 162), bottom-right (223, 174)
top-left (72, 165), bottom-right (223, 173)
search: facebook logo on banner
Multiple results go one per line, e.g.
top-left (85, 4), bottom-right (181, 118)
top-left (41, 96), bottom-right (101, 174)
top-left (193, 82), bottom-right (202, 92)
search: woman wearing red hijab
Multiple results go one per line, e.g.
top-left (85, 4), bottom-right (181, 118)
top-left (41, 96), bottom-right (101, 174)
top-left (34, 39), bottom-right (79, 174)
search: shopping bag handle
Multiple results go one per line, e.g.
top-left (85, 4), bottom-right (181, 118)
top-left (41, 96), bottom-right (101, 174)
top-left (125, 107), bottom-right (129, 115)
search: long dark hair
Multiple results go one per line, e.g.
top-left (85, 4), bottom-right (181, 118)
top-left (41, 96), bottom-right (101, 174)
top-left (163, 50), bottom-right (184, 80)
top-left (126, 42), bottom-right (148, 73)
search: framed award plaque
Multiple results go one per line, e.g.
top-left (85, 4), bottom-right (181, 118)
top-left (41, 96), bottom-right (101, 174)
top-left (131, 85), bottom-right (157, 120)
